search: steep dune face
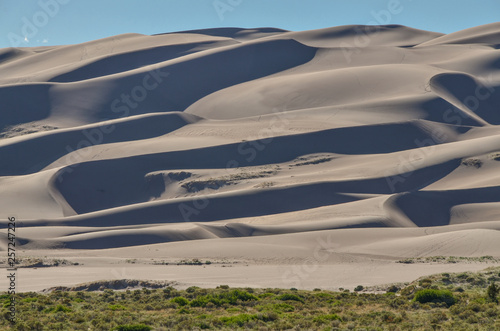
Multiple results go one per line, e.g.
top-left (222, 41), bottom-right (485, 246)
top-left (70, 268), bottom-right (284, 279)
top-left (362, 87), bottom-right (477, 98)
top-left (1, 23), bottom-right (500, 257)
top-left (0, 83), bottom-right (52, 128)
top-left (429, 72), bottom-right (500, 125)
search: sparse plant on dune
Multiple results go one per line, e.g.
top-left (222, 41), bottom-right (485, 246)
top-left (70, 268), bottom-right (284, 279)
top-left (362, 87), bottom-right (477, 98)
top-left (489, 152), bottom-right (500, 161)
top-left (354, 285), bottom-right (364, 292)
top-left (461, 157), bottom-right (483, 168)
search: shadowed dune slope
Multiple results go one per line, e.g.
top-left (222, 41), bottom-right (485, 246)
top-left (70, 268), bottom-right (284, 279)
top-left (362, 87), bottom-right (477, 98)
top-left (0, 112), bottom-right (199, 176)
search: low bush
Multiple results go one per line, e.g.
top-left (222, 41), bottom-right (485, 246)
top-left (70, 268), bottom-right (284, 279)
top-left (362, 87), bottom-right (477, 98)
top-left (487, 282), bottom-right (499, 303)
top-left (114, 324), bottom-right (152, 331)
top-left (414, 289), bottom-right (456, 307)
top-left (190, 289), bottom-right (258, 307)
top-left (171, 296), bottom-right (189, 307)
top-left (354, 285), bottom-right (364, 292)
top-left (219, 313), bottom-right (257, 327)
top-left (277, 293), bottom-right (304, 303)
top-left (313, 313), bottom-right (342, 323)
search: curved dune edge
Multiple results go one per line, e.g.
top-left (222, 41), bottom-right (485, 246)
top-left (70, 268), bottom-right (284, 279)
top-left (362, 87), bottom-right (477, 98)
top-left (1, 23), bottom-right (500, 290)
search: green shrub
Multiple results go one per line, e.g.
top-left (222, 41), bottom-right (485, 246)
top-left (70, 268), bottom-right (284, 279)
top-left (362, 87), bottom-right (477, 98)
top-left (186, 286), bottom-right (200, 293)
top-left (256, 311), bottom-right (279, 322)
top-left (354, 285), bottom-right (364, 292)
top-left (171, 296), bottom-right (189, 306)
top-left (414, 289), bottom-right (456, 307)
top-left (198, 321), bottom-right (211, 329)
top-left (256, 302), bottom-right (295, 313)
top-left (380, 311), bottom-right (400, 323)
top-left (258, 293), bottom-right (275, 299)
top-left (430, 311), bottom-right (448, 323)
top-left (386, 285), bottom-right (400, 293)
top-left (114, 324), bottom-right (152, 331)
top-left (314, 292), bottom-right (334, 299)
top-left (485, 307), bottom-right (499, 317)
top-left (219, 313), bottom-right (257, 327)
top-left (45, 304), bottom-right (71, 313)
top-left (190, 295), bottom-right (217, 307)
top-left (277, 293), bottom-right (304, 303)
top-left (487, 282), bottom-right (499, 303)
top-left (271, 303), bottom-right (295, 312)
top-left (419, 278), bottom-right (432, 288)
top-left (313, 313), bottom-right (342, 323)
top-left (22, 298), bottom-right (38, 303)
top-left (178, 307), bottom-right (191, 314)
top-left (220, 289), bottom-right (258, 304)
top-left (107, 304), bottom-right (126, 311)
top-left (190, 289), bottom-right (258, 307)
top-left (400, 285), bottom-right (416, 297)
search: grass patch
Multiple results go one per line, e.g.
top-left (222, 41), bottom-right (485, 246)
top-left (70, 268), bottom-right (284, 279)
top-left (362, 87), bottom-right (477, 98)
top-left (276, 293), bottom-right (304, 303)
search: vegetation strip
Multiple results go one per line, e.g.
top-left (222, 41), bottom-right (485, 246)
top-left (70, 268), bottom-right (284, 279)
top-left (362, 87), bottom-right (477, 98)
top-left (1, 267), bottom-right (499, 330)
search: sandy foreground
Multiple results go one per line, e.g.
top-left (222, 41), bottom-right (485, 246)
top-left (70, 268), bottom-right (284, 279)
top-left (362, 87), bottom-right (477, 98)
top-left (1, 23), bottom-right (500, 292)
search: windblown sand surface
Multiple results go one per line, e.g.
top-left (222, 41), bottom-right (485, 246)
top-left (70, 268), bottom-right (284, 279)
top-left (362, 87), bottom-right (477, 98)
top-left (1, 23), bottom-right (500, 291)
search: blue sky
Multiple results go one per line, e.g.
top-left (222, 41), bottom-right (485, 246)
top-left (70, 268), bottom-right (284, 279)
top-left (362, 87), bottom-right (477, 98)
top-left (1, 0), bottom-right (499, 48)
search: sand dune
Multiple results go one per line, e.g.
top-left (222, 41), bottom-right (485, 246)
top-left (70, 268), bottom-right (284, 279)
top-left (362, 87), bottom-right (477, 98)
top-left (417, 22), bottom-right (500, 46)
top-left (1, 23), bottom-right (500, 291)
top-left (168, 27), bottom-right (288, 42)
top-left (271, 25), bottom-right (444, 48)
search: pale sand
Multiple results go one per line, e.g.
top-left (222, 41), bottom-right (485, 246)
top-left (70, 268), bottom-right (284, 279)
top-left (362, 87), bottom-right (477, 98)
top-left (1, 23), bottom-right (500, 291)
